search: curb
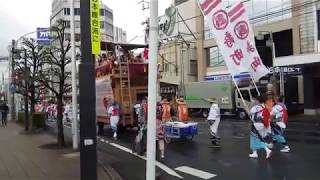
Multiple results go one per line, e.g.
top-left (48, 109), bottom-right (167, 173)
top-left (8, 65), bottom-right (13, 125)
top-left (98, 160), bottom-right (122, 180)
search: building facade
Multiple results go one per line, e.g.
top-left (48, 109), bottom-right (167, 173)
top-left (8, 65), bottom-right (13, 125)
top-left (159, 0), bottom-right (320, 115)
top-left (50, 0), bottom-right (114, 54)
top-left (113, 26), bottom-right (127, 43)
top-left (0, 57), bottom-right (9, 101)
top-left (158, 0), bottom-right (199, 98)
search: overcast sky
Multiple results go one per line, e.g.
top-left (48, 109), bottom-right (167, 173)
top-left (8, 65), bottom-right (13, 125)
top-left (0, 0), bottom-right (172, 56)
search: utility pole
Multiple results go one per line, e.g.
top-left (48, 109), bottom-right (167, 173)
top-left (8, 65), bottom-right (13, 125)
top-left (146, 0), bottom-right (158, 179)
top-left (70, 0), bottom-right (79, 150)
top-left (79, 0), bottom-right (97, 180)
top-left (23, 49), bottom-right (29, 131)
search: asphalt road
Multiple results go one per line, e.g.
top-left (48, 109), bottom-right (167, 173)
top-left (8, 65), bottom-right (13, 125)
top-left (97, 118), bottom-right (320, 180)
top-left (47, 118), bottom-right (320, 180)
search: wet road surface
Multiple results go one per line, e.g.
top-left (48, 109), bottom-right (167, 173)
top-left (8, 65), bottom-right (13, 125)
top-left (97, 119), bottom-right (320, 180)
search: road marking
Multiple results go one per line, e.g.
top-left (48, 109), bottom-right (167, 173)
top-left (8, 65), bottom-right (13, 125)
top-left (109, 142), bottom-right (132, 154)
top-left (99, 137), bottom-right (183, 179)
top-left (63, 152), bottom-right (80, 158)
top-left (175, 166), bottom-right (217, 179)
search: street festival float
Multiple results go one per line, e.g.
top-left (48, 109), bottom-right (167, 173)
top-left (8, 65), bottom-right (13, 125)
top-left (95, 42), bottom-right (199, 142)
top-left (95, 43), bottom-right (148, 134)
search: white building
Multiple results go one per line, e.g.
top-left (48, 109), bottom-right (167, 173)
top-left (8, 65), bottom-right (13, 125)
top-left (113, 26), bottom-right (127, 43)
top-left (0, 57), bottom-right (9, 101)
top-left (50, 0), bottom-right (114, 54)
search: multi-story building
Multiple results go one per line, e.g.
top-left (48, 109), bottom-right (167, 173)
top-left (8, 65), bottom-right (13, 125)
top-left (158, 1), bottom-right (199, 99)
top-left (160, 0), bottom-right (320, 115)
top-left (50, 0), bottom-right (114, 54)
top-left (113, 26), bottom-right (127, 43)
top-left (0, 57), bottom-right (9, 101)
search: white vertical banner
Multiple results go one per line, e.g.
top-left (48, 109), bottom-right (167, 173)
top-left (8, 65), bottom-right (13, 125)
top-left (227, 1), bottom-right (269, 81)
top-left (198, 0), bottom-right (269, 81)
top-left (198, 0), bottom-right (250, 76)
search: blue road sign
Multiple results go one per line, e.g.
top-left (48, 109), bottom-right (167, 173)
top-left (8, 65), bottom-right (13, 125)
top-left (36, 28), bottom-right (50, 45)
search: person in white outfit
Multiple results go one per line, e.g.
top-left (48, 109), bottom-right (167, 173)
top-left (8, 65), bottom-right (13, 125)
top-left (108, 101), bottom-right (120, 138)
top-left (63, 103), bottom-right (72, 122)
top-left (207, 98), bottom-right (221, 146)
top-left (249, 95), bottom-right (272, 159)
top-left (270, 96), bottom-right (290, 152)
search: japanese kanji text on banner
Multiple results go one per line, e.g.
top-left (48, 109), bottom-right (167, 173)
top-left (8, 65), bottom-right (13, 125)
top-left (198, 0), bottom-right (269, 81)
top-left (90, 0), bottom-right (101, 55)
top-left (227, 1), bottom-right (269, 80)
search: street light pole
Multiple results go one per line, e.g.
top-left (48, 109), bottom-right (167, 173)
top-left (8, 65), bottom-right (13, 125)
top-left (70, 0), bottom-right (79, 150)
top-left (146, 0), bottom-right (158, 179)
top-left (269, 32), bottom-right (278, 96)
top-left (257, 31), bottom-right (278, 96)
top-left (10, 40), bottom-right (16, 121)
top-left (79, 0), bottom-right (97, 180)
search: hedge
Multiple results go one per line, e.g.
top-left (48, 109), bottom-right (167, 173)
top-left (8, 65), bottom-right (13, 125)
top-left (17, 111), bottom-right (46, 129)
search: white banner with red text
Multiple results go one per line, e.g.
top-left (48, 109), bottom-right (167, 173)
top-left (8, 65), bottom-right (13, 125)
top-left (198, 0), bottom-right (269, 81)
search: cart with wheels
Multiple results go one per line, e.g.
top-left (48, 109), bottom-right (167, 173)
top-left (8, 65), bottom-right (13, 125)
top-left (163, 121), bottom-right (198, 143)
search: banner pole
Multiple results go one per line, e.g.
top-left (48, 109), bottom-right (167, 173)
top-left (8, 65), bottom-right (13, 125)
top-left (231, 76), bottom-right (252, 121)
top-left (249, 73), bottom-right (260, 96)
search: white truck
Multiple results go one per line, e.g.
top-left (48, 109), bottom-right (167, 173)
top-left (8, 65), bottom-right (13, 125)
top-left (184, 80), bottom-right (266, 119)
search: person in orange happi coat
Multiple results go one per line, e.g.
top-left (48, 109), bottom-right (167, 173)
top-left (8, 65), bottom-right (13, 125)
top-left (176, 98), bottom-right (189, 122)
top-left (161, 98), bottom-right (172, 122)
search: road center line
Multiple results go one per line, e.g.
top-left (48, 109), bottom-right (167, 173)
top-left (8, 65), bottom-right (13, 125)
top-left (175, 166), bottom-right (217, 179)
top-left (99, 137), bottom-right (183, 179)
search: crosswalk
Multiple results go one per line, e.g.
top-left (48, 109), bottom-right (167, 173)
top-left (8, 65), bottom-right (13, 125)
top-left (175, 166), bottom-right (217, 180)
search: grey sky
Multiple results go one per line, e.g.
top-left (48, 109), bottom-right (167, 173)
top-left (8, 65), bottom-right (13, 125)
top-left (0, 0), bottom-right (172, 56)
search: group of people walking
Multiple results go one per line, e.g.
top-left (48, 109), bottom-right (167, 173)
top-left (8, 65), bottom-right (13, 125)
top-left (131, 97), bottom-right (191, 158)
top-left (205, 94), bottom-right (290, 158)
top-left (106, 93), bottom-right (290, 160)
top-left (249, 94), bottom-right (290, 159)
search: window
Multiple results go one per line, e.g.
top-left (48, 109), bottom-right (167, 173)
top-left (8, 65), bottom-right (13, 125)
top-left (250, 89), bottom-right (259, 100)
top-left (64, 8), bottom-right (70, 15)
top-left (100, 9), bottom-right (105, 16)
top-left (63, 21), bottom-right (70, 28)
top-left (106, 23), bottom-right (113, 36)
top-left (74, 8), bottom-right (80, 15)
top-left (250, 87), bottom-right (266, 101)
top-left (189, 60), bottom-right (197, 75)
top-left (204, 19), bottom-right (214, 40)
top-left (100, 21), bottom-right (105, 29)
top-left (317, 10), bottom-right (320, 40)
top-left (75, 34), bottom-right (81, 42)
top-left (75, 21), bottom-right (80, 28)
top-left (164, 63), bottom-right (169, 72)
top-left (240, 90), bottom-right (251, 102)
top-left (174, 0), bottom-right (188, 6)
top-left (207, 47), bottom-right (225, 67)
top-left (65, 33), bottom-right (71, 41)
top-left (106, 11), bottom-right (113, 19)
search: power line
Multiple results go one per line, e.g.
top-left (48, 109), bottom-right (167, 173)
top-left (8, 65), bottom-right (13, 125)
top-left (173, 0), bottom-right (320, 33)
top-left (171, 0), bottom-right (319, 40)
top-left (159, 0), bottom-right (320, 68)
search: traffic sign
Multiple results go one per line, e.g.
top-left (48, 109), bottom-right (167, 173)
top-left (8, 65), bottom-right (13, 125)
top-left (36, 28), bottom-right (50, 45)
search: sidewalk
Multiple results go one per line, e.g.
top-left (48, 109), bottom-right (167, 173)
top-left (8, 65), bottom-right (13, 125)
top-left (0, 122), bottom-right (110, 180)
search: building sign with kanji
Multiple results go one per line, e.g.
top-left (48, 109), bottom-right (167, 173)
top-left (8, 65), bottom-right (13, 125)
top-left (90, 0), bottom-right (101, 55)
